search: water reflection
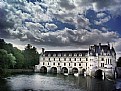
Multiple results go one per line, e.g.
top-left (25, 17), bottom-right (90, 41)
top-left (0, 73), bottom-right (116, 91)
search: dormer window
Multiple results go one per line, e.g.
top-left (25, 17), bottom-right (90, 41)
top-left (82, 53), bottom-right (85, 57)
top-left (51, 54), bottom-right (53, 57)
top-left (48, 54), bottom-right (51, 57)
top-left (53, 54), bottom-right (56, 57)
top-left (79, 53), bottom-right (82, 56)
top-left (58, 53), bottom-right (61, 57)
top-left (74, 53), bottom-right (77, 56)
top-left (69, 53), bottom-right (72, 56)
top-left (64, 54), bottom-right (66, 56)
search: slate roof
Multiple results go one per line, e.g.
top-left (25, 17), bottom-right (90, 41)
top-left (44, 50), bottom-right (88, 56)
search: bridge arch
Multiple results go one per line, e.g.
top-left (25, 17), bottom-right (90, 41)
top-left (82, 69), bottom-right (86, 75)
top-left (72, 67), bottom-right (78, 74)
top-left (61, 67), bottom-right (68, 74)
top-left (40, 66), bottom-right (47, 73)
top-left (95, 69), bottom-right (103, 79)
top-left (50, 67), bottom-right (57, 74)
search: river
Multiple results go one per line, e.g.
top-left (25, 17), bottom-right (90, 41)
top-left (0, 73), bottom-right (116, 91)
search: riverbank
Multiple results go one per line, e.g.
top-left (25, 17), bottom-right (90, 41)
top-left (0, 69), bottom-right (34, 78)
top-left (4, 69), bottom-right (34, 73)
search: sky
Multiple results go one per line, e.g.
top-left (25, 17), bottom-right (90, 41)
top-left (0, 0), bottom-right (121, 58)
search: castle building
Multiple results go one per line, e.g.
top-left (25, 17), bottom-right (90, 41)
top-left (35, 43), bottom-right (116, 78)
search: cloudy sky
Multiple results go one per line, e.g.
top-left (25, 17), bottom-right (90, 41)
top-left (0, 0), bottom-right (121, 58)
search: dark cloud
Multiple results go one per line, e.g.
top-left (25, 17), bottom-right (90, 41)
top-left (58, 0), bottom-right (75, 10)
top-left (0, 8), bottom-right (14, 38)
top-left (92, 0), bottom-right (114, 10)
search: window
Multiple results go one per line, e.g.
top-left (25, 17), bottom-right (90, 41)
top-left (53, 62), bottom-right (55, 65)
top-left (101, 63), bottom-right (104, 67)
top-left (86, 63), bottom-right (87, 66)
top-left (102, 58), bottom-right (104, 61)
top-left (64, 63), bottom-right (66, 66)
top-left (48, 54), bottom-right (50, 56)
top-left (108, 59), bottom-right (109, 64)
top-left (74, 58), bottom-right (76, 61)
top-left (58, 63), bottom-right (60, 65)
top-left (86, 58), bottom-right (88, 61)
top-left (49, 58), bottom-right (50, 61)
top-left (80, 58), bottom-right (81, 61)
top-left (77, 54), bottom-right (79, 57)
top-left (69, 58), bottom-right (71, 61)
top-left (43, 58), bottom-right (45, 60)
top-left (64, 54), bottom-right (66, 56)
top-left (43, 62), bottom-right (44, 65)
top-left (110, 59), bottom-right (112, 64)
top-left (79, 63), bottom-right (81, 66)
top-left (54, 58), bottom-right (55, 61)
top-left (69, 54), bottom-right (71, 56)
top-left (64, 58), bottom-right (66, 61)
top-left (48, 62), bottom-right (49, 65)
top-left (74, 63), bottom-right (76, 66)
top-left (69, 63), bottom-right (70, 66)
top-left (53, 54), bottom-right (56, 56)
top-left (51, 54), bottom-right (53, 57)
top-left (59, 58), bottom-right (60, 61)
top-left (74, 53), bottom-right (77, 56)
top-left (106, 59), bottom-right (107, 64)
top-left (82, 53), bottom-right (85, 57)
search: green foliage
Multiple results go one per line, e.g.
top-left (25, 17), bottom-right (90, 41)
top-left (117, 57), bottom-right (121, 67)
top-left (0, 39), bottom-right (39, 70)
top-left (0, 49), bottom-right (16, 69)
top-left (23, 44), bottom-right (39, 69)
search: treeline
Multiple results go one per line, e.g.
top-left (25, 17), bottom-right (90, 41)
top-left (0, 39), bottom-right (39, 70)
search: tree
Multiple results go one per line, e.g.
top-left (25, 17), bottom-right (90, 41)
top-left (13, 47), bottom-right (24, 68)
top-left (23, 44), bottom-right (39, 69)
top-left (0, 49), bottom-right (16, 69)
top-left (117, 57), bottom-right (121, 67)
top-left (7, 53), bottom-right (16, 69)
top-left (0, 49), bottom-right (8, 69)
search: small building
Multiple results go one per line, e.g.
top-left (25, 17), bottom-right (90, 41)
top-left (35, 43), bottom-right (116, 78)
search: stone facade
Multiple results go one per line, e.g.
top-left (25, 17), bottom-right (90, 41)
top-left (35, 43), bottom-right (116, 78)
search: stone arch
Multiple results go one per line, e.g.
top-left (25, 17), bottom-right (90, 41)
top-left (61, 67), bottom-right (68, 73)
top-left (72, 67), bottom-right (78, 74)
top-left (82, 69), bottom-right (86, 75)
top-left (40, 66), bottom-right (47, 73)
top-left (50, 67), bottom-right (57, 74)
top-left (95, 69), bottom-right (103, 79)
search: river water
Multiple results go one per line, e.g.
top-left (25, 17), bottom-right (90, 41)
top-left (0, 73), bottom-right (116, 91)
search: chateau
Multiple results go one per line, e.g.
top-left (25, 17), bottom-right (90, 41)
top-left (35, 43), bottom-right (116, 78)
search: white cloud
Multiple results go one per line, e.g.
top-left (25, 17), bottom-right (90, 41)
top-left (45, 23), bottom-right (58, 30)
top-left (95, 16), bottom-right (111, 25)
top-left (0, 0), bottom-right (120, 53)
top-left (25, 22), bottom-right (44, 31)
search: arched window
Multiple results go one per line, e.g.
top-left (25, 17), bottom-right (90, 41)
top-left (74, 63), bottom-right (76, 66)
top-left (74, 58), bottom-right (76, 61)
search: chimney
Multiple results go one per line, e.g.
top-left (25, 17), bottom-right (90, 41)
top-left (107, 42), bottom-right (110, 49)
top-left (42, 48), bottom-right (45, 54)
